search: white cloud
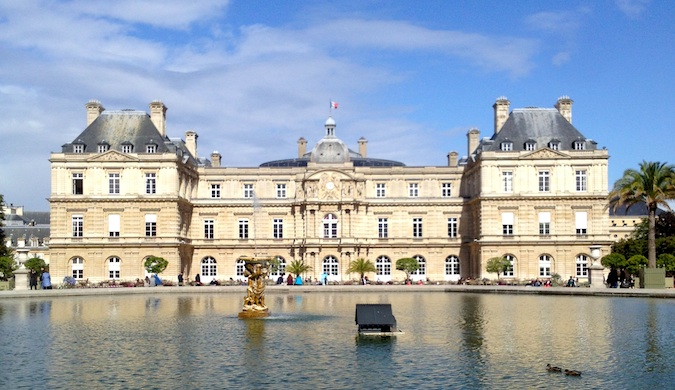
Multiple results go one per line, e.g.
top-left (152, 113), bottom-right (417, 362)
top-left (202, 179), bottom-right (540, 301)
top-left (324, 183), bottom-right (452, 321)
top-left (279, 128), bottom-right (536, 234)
top-left (615, 0), bottom-right (650, 18)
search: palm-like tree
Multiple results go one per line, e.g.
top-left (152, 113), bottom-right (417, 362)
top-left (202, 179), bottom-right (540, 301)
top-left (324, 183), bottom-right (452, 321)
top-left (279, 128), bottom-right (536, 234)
top-left (608, 161), bottom-right (675, 268)
top-left (347, 258), bottom-right (376, 282)
top-left (286, 259), bottom-right (312, 278)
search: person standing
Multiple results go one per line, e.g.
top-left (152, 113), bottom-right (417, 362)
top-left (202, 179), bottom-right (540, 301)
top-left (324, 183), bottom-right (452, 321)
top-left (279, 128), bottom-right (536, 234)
top-left (178, 272), bottom-right (184, 286)
top-left (29, 269), bottom-right (38, 290)
top-left (40, 267), bottom-right (52, 290)
top-left (194, 273), bottom-right (201, 286)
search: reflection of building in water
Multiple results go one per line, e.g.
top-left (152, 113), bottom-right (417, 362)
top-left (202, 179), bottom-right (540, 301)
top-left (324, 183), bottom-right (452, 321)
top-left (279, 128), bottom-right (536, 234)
top-left (47, 97), bottom-right (612, 283)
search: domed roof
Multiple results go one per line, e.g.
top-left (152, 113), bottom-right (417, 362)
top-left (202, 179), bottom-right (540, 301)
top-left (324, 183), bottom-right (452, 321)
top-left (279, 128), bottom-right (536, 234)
top-left (311, 137), bottom-right (350, 163)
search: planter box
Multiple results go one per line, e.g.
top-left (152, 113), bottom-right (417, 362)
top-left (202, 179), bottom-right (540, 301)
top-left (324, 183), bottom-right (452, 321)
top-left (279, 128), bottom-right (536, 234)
top-left (0, 278), bottom-right (15, 291)
top-left (639, 268), bottom-right (666, 289)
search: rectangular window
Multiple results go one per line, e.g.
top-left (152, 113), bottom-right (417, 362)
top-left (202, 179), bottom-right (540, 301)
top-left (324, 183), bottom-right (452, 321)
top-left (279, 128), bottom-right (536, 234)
top-left (72, 173), bottom-right (83, 195)
top-left (273, 219), bottom-right (283, 239)
top-left (502, 171), bottom-right (513, 193)
top-left (441, 183), bottom-right (452, 197)
top-left (574, 141), bottom-right (586, 150)
top-left (239, 219), bottom-right (249, 239)
top-left (378, 218), bottom-right (388, 238)
top-left (108, 258), bottom-right (120, 279)
top-left (72, 215), bottom-right (83, 237)
top-left (146, 145), bottom-right (157, 153)
top-left (575, 170), bottom-right (587, 192)
top-left (538, 212), bottom-right (550, 235)
top-left (413, 218), bottom-right (423, 238)
top-left (145, 173), bottom-right (156, 194)
top-left (376, 183), bottom-right (386, 198)
top-left (108, 214), bottom-right (120, 237)
top-left (122, 144), bottom-right (133, 153)
top-left (145, 214), bottom-right (157, 237)
top-left (501, 142), bottom-right (513, 151)
top-left (204, 219), bottom-right (214, 239)
top-left (243, 184), bottom-right (254, 199)
top-left (98, 144), bottom-right (108, 153)
top-left (576, 256), bottom-right (588, 277)
top-left (447, 217), bottom-right (458, 238)
top-left (502, 212), bottom-right (514, 236)
top-left (538, 171), bottom-right (550, 192)
top-left (575, 211), bottom-right (587, 235)
top-left (109, 173), bottom-right (120, 194)
top-left (72, 258), bottom-right (84, 279)
top-left (409, 183), bottom-right (419, 198)
top-left (210, 184), bottom-right (221, 198)
top-left (525, 143), bottom-right (536, 151)
top-left (73, 144), bottom-right (84, 153)
top-left (276, 184), bottom-right (286, 198)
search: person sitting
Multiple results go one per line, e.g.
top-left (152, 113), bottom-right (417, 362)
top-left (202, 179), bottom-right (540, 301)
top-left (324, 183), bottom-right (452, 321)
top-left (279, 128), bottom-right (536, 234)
top-left (194, 273), bottom-right (202, 286)
top-left (567, 276), bottom-right (575, 287)
top-left (210, 279), bottom-right (219, 286)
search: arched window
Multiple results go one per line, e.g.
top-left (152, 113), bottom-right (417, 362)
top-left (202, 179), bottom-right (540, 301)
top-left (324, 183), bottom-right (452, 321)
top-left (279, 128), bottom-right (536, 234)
top-left (235, 259), bottom-right (246, 277)
top-left (108, 257), bottom-right (120, 279)
top-left (445, 255), bottom-right (460, 279)
top-left (539, 255), bottom-right (552, 277)
top-left (323, 214), bottom-right (338, 238)
top-left (376, 256), bottom-right (391, 276)
top-left (201, 257), bottom-right (217, 277)
top-left (411, 255), bottom-right (426, 280)
top-left (72, 257), bottom-right (84, 279)
top-left (322, 256), bottom-right (339, 281)
top-left (503, 254), bottom-right (515, 277)
top-left (270, 256), bottom-right (286, 277)
top-left (576, 254), bottom-right (588, 277)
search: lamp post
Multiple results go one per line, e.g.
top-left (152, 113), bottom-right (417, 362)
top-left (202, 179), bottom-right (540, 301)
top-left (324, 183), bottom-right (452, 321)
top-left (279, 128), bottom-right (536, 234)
top-left (588, 245), bottom-right (605, 288)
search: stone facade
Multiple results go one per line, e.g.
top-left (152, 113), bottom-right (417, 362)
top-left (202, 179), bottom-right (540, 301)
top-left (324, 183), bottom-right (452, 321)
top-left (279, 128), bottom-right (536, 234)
top-left (47, 97), bottom-right (613, 284)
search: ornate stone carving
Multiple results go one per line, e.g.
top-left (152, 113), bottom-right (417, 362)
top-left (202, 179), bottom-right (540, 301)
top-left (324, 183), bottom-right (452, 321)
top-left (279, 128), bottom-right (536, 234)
top-left (238, 258), bottom-right (270, 318)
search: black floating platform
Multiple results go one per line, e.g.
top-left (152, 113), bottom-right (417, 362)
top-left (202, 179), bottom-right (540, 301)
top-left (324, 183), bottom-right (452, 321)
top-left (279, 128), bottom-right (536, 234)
top-left (355, 304), bottom-right (403, 336)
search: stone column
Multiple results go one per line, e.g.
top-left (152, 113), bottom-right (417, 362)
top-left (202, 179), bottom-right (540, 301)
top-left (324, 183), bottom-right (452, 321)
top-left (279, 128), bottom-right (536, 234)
top-left (588, 245), bottom-right (605, 288)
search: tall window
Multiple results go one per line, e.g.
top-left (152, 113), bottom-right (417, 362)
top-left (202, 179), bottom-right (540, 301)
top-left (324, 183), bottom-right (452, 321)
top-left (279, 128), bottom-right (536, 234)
top-left (378, 218), bottom-right (388, 238)
top-left (447, 217), bottom-right (458, 238)
top-left (445, 255), bottom-right (460, 277)
top-left (270, 256), bottom-right (286, 277)
top-left (539, 255), bottom-right (552, 277)
top-left (145, 173), bottom-right (156, 194)
top-left (502, 212), bottom-right (514, 236)
top-left (413, 218), bottom-right (423, 238)
top-left (108, 257), bottom-right (120, 279)
top-left (72, 173), bottom-right (83, 195)
top-left (575, 170), bottom-right (587, 192)
top-left (204, 219), bottom-right (214, 239)
top-left (210, 184), bottom-right (221, 198)
top-left (243, 184), bottom-right (254, 199)
top-left (441, 183), bottom-right (452, 197)
top-left (376, 183), bottom-right (386, 198)
top-left (72, 257), bottom-right (84, 279)
top-left (575, 211), bottom-right (588, 235)
top-left (273, 219), bottom-right (284, 239)
top-left (276, 184), bottom-right (286, 198)
top-left (201, 257), bottom-right (217, 278)
top-left (376, 256), bottom-right (391, 277)
top-left (538, 171), bottom-right (550, 192)
top-left (239, 219), bottom-right (249, 239)
top-left (503, 255), bottom-right (515, 277)
top-left (108, 173), bottom-right (120, 194)
top-left (323, 214), bottom-right (338, 238)
top-left (408, 183), bottom-right (419, 197)
top-left (322, 256), bottom-right (339, 277)
top-left (538, 212), bottom-right (550, 235)
top-left (145, 214), bottom-right (157, 237)
top-left (108, 214), bottom-right (120, 237)
top-left (235, 259), bottom-right (245, 277)
top-left (72, 215), bottom-right (83, 237)
top-left (502, 171), bottom-right (513, 193)
top-left (412, 255), bottom-right (426, 277)
top-left (576, 255), bottom-right (589, 277)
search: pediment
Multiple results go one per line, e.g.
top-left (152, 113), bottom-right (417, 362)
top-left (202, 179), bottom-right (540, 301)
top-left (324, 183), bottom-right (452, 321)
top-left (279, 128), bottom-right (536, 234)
top-left (305, 169), bottom-right (355, 182)
top-left (87, 150), bottom-right (139, 162)
top-left (521, 148), bottom-right (569, 160)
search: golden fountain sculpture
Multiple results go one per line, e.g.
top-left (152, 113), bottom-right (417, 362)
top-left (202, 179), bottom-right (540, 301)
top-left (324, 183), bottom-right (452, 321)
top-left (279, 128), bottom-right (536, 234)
top-left (238, 257), bottom-right (271, 318)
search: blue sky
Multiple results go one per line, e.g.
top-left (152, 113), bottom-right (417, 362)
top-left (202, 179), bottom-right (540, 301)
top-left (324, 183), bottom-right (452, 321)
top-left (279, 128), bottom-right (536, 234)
top-left (0, 0), bottom-right (672, 211)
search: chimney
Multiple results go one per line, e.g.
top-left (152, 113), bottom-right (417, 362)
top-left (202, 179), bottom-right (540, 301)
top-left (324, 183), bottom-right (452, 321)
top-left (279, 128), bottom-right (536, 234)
top-left (211, 151), bottom-right (221, 167)
top-left (298, 137), bottom-right (307, 158)
top-left (493, 96), bottom-right (510, 134)
top-left (149, 100), bottom-right (167, 137)
top-left (358, 137), bottom-right (367, 157)
top-left (467, 128), bottom-right (480, 156)
top-left (85, 100), bottom-right (104, 126)
top-left (447, 151), bottom-right (458, 167)
top-left (185, 130), bottom-right (198, 158)
top-left (555, 96), bottom-right (573, 123)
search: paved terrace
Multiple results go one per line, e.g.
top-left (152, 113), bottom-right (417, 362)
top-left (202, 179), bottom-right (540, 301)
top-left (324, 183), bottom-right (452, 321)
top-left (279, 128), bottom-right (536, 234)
top-left (1, 284), bottom-right (674, 299)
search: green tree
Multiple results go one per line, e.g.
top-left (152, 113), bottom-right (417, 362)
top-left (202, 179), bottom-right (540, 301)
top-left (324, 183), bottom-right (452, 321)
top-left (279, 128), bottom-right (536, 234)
top-left (286, 259), bottom-right (312, 278)
top-left (486, 256), bottom-right (511, 279)
top-left (395, 257), bottom-right (419, 281)
top-left (633, 211), bottom-right (675, 240)
top-left (144, 256), bottom-right (168, 275)
top-left (601, 253), bottom-right (627, 270)
top-left (611, 238), bottom-right (646, 260)
top-left (24, 257), bottom-right (47, 273)
top-left (608, 161), bottom-right (675, 268)
top-left (656, 253), bottom-right (675, 275)
top-left (656, 236), bottom-right (675, 257)
top-left (0, 256), bottom-right (17, 280)
top-left (347, 258), bottom-right (377, 282)
top-left (625, 255), bottom-right (648, 275)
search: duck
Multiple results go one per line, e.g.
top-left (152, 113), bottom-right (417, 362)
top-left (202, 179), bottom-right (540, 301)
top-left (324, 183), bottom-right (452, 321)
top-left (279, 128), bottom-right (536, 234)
top-left (546, 364), bottom-right (562, 373)
top-left (564, 369), bottom-right (582, 376)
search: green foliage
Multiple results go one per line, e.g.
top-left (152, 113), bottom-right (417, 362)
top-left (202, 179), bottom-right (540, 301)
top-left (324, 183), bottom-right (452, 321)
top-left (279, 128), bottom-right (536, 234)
top-left (656, 236), bottom-right (675, 256)
top-left (601, 253), bottom-right (626, 269)
top-left (268, 256), bottom-right (283, 275)
top-left (486, 256), bottom-right (511, 279)
top-left (347, 258), bottom-right (377, 280)
top-left (0, 255), bottom-right (17, 280)
top-left (24, 257), bottom-right (47, 273)
top-left (626, 255), bottom-right (648, 275)
top-left (633, 212), bottom-right (675, 240)
top-left (144, 256), bottom-right (168, 274)
top-left (611, 238), bottom-right (645, 259)
top-left (656, 253), bottom-right (675, 274)
top-left (395, 257), bottom-right (419, 280)
top-left (286, 259), bottom-right (312, 278)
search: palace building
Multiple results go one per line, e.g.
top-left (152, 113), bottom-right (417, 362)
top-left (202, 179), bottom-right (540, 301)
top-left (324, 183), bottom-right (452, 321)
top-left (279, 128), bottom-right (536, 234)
top-left (48, 97), bottom-right (612, 284)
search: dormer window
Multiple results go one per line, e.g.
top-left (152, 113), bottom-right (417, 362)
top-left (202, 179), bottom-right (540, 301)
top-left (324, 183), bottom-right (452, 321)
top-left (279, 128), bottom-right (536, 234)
top-left (500, 141), bottom-right (513, 151)
top-left (524, 139), bottom-right (536, 151)
top-left (121, 143), bottom-right (133, 153)
top-left (548, 140), bottom-right (560, 150)
top-left (97, 142), bottom-right (110, 153)
top-left (73, 144), bottom-right (84, 153)
top-left (573, 140), bottom-right (586, 150)
top-left (146, 144), bottom-right (157, 153)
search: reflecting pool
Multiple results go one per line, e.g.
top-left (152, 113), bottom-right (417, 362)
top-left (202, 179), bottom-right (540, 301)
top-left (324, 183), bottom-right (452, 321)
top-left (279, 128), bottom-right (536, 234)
top-left (1, 292), bottom-right (674, 388)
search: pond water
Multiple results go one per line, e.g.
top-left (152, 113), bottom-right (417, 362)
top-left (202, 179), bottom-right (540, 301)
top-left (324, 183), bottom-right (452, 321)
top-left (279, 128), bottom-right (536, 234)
top-left (1, 292), bottom-right (673, 389)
